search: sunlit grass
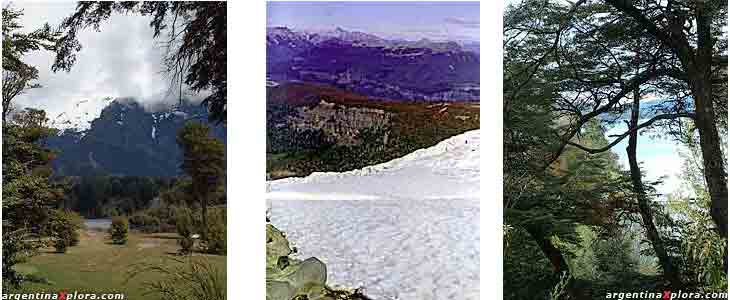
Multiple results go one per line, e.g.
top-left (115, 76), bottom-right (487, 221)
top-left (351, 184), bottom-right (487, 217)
top-left (14, 229), bottom-right (226, 300)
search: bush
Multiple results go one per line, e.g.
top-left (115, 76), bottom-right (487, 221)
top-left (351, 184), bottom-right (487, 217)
top-left (67, 212), bottom-right (84, 246)
top-left (109, 216), bottom-right (129, 245)
top-left (175, 208), bottom-right (198, 255)
top-left (129, 213), bottom-right (162, 233)
top-left (2, 229), bottom-right (37, 288)
top-left (202, 207), bottom-right (226, 255)
top-left (47, 210), bottom-right (83, 253)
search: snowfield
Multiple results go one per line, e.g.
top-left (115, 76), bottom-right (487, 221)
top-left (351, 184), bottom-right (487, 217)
top-left (267, 130), bottom-right (480, 300)
top-left (267, 129), bottom-right (480, 201)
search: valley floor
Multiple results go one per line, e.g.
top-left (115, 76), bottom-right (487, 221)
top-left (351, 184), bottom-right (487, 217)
top-left (13, 229), bottom-right (226, 300)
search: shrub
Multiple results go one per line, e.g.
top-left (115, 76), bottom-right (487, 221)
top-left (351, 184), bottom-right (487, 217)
top-left (109, 216), bottom-right (129, 245)
top-left (202, 207), bottom-right (226, 255)
top-left (2, 229), bottom-right (37, 288)
top-left (47, 210), bottom-right (83, 253)
top-left (67, 211), bottom-right (84, 246)
top-left (129, 213), bottom-right (161, 233)
top-left (175, 208), bottom-right (198, 255)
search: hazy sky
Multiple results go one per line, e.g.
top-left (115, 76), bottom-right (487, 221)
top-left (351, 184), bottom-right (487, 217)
top-left (267, 1), bottom-right (480, 42)
top-left (10, 1), bottom-right (180, 122)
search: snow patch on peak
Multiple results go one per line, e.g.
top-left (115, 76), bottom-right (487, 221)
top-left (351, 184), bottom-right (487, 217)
top-left (49, 97), bottom-right (113, 133)
top-left (267, 130), bottom-right (480, 201)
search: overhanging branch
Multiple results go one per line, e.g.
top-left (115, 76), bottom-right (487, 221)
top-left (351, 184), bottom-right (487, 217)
top-left (567, 112), bottom-right (696, 154)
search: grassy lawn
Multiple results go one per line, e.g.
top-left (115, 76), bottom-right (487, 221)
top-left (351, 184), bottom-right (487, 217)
top-left (14, 229), bottom-right (227, 300)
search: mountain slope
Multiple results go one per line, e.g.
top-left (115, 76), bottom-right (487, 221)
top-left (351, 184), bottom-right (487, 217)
top-left (267, 129), bottom-right (480, 200)
top-left (266, 27), bottom-right (480, 101)
top-left (266, 83), bottom-right (479, 179)
top-left (47, 98), bottom-right (226, 177)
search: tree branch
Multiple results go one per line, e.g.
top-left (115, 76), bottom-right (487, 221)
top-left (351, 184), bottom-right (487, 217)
top-left (567, 112), bottom-right (696, 154)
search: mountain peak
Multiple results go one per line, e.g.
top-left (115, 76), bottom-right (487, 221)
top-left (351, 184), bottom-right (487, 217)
top-left (47, 98), bottom-right (225, 177)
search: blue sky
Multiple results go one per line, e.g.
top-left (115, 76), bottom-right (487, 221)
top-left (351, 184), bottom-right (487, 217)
top-left (267, 1), bottom-right (480, 42)
top-left (605, 124), bottom-right (686, 197)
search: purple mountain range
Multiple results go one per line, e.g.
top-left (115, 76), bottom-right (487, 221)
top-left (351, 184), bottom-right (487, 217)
top-left (266, 27), bottom-right (480, 101)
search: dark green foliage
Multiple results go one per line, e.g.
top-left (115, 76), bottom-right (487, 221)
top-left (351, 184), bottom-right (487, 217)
top-left (2, 5), bottom-right (59, 73)
top-left (2, 229), bottom-right (37, 288)
top-left (64, 175), bottom-right (175, 218)
top-left (2, 5), bottom-right (60, 122)
top-left (504, 0), bottom-right (728, 297)
top-left (175, 207), bottom-right (197, 255)
top-left (128, 178), bottom-right (226, 234)
top-left (503, 226), bottom-right (555, 300)
top-left (177, 122), bottom-right (225, 242)
top-left (129, 213), bottom-right (163, 233)
top-left (177, 122), bottom-right (226, 191)
top-left (52, 2), bottom-right (227, 123)
top-left (662, 137), bottom-right (728, 291)
top-left (47, 209), bottom-right (84, 253)
top-left (201, 207), bottom-right (226, 255)
top-left (2, 108), bottom-right (65, 289)
top-left (109, 216), bottom-right (129, 245)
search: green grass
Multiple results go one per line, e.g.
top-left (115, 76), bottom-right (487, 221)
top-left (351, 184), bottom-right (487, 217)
top-left (13, 229), bottom-right (226, 300)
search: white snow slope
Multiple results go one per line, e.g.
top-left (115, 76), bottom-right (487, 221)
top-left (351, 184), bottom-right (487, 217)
top-left (267, 129), bottom-right (480, 201)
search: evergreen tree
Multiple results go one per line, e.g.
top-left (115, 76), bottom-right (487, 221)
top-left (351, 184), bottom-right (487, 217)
top-left (176, 122), bottom-right (225, 240)
top-left (2, 109), bottom-right (65, 288)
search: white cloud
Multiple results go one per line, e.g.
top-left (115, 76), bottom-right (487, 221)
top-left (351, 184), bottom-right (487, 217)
top-left (10, 2), bottom-right (194, 124)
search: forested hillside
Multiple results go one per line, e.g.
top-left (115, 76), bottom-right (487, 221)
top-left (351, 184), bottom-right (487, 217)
top-left (266, 83), bottom-right (479, 179)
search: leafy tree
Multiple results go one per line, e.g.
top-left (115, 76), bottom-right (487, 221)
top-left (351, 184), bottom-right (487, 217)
top-left (2, 5), bottom-right (64, 288)
top-left (1, 5), bottom-right (59, 123)
top-left (602, 0), bottom-right (729, 272)
top-left (2, 109), bottom-right (65, 288)
top-left (52, 1), bottom-right (227, 123)
top-left (176, 122), bottom-right (225, 240)
top-left (505, 0), bottom-right (728, 270)
top-left (505, 0), bottom-right (728, 296)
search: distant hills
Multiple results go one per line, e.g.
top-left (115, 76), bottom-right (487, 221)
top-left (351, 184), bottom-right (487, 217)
top-left (266, 27), bottom-right (480, 102)
top-left (46, 98), bottom-right (226, 178)
top-left (266, 82), bottom-right (479, 179)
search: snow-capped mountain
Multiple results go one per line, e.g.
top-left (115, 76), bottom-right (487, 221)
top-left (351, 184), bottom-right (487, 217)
top-left (266, 26), bottom-right (480, 101)
top-left (48, 97), bottom-right (115, 134)
top-left (267, 130), bottom-right (480, 200)
top-left (46, 98), bottom-right (226, 177)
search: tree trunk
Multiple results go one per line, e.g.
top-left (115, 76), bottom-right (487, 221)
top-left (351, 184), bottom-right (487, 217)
top-left (201, 193), bottom-right (208, 240)
top-left (525, 225), bottom-right (569, 275)
top-left (689, 71), bottom-right (729, 272)
top-left (604, 1), bottom-right (728, 263)
top-left (685, 1), bottom-right (728, 272)
top-left (626, 90), bottom-right (683, 288)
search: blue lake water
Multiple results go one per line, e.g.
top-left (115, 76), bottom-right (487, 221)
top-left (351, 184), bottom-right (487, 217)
top-left (84, 218), bottom-right (112, 231)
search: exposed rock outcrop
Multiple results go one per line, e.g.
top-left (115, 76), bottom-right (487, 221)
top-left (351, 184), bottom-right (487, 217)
top-left (287, 100), bottom-right (391, 146)
top-left (266, 223), bottom-right (369, 300)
